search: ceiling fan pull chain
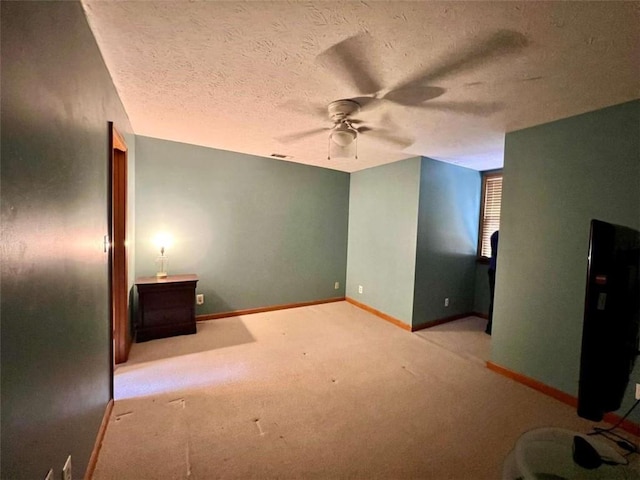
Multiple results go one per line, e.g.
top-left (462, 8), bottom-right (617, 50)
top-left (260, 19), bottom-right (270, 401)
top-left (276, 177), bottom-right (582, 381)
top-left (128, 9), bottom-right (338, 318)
top-left (327, 135), bottom-right (331, 160)
top-left (355, 136), bottom-right (358, 160)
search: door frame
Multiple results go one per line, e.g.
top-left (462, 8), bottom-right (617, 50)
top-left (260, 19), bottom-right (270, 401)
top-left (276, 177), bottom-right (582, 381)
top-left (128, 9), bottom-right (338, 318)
top-left (108, 123), bottom-right (130, 370)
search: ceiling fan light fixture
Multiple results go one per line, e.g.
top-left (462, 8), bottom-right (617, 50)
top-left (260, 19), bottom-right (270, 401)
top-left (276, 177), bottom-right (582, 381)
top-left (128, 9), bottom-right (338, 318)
top-left (330, 129), bottom-right (356, 146)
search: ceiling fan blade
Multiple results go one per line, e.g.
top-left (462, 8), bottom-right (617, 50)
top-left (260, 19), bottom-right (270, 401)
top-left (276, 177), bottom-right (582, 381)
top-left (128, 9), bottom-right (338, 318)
top-left (275, 127), bottom-right (329, 144)
top-left (390, 29), bottom-right (529, 93)
top-left (316, 33), bottom-right (383, 95)
top-left (277, 99), bottom-right (327, 119)
top-left (382, 86), bottom-right (446, 106)
top-left (348, 96), bottom-right (380, 113)
top-left (360, 128), bottom-right (414, 149)
top-left (419, 100), bottom-right (504, 117)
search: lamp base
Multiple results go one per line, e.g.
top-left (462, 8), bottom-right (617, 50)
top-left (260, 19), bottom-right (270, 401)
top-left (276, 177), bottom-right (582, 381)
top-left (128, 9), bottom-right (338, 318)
top-left (156, 272), bottom-right (168, 279)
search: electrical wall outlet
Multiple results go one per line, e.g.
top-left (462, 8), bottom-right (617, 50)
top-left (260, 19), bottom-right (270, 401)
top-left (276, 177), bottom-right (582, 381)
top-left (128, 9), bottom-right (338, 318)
top-left (635, 383), bottom-right (640, 400)
top-left (44, 469), bottom-right (53, 480)
top-left (334, 281), bottom-right (340, 290)
top-left (62, 455), bottom-right (72, 480)
top-left (196, 294), bottom-right (204, 305)
top-left (358, 285), bottom-right (363, 294)
top-left (444, 298), bottom-right (449, 307)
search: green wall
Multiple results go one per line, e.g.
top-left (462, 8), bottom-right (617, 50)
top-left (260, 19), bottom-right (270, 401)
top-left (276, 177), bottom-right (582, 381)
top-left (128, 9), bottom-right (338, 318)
top-left (1, 2), bottom-right (134, 478)
top-left (134, 136), bottom-right (349, 314)
top-left (346, 158), bottom-right (421, 324)
top-left (492, 100), bottom-right (640, 420)
top-left (413, 158), bottom-right (481, 327)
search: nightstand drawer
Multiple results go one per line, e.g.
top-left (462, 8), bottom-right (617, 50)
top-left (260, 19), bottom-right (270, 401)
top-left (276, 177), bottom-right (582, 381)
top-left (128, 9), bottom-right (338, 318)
top-left (141, 289), bottom-right (195, 312)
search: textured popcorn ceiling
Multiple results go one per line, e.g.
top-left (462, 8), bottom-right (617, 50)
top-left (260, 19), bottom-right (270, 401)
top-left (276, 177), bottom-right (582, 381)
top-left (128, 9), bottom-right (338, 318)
top-left (82, 1), bottom-right (639, 172)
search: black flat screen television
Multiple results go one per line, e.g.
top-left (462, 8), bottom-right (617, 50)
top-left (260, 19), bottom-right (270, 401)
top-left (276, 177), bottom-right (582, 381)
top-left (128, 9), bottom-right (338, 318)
top-left (578, 219), bottom-right (640, 421)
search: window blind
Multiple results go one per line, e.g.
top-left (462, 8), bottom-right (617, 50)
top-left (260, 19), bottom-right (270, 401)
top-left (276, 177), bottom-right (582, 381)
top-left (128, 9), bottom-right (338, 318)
top-left (480, 174), bottom-right (502, 258)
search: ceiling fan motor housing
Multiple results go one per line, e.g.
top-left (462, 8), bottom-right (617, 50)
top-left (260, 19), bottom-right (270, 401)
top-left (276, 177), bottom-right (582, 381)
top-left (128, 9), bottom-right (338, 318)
top-left (328, 99), bottom-right (360, 121)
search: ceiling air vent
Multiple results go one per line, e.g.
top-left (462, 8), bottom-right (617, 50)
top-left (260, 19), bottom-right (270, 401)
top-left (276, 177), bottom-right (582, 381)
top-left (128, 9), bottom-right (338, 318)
top-left (270, 153), bottom-right (293, 159)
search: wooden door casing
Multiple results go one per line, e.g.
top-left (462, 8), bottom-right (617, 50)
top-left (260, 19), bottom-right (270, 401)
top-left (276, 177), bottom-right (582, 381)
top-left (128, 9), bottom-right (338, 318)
top-left (110, 124), bottom-right (130, 365)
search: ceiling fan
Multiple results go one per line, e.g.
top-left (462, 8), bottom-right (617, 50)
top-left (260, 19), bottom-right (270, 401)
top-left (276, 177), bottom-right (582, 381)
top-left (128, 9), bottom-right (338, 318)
top-left (276, 98), bottom-right (414, 157)
top-left (277, 29), bottom-right (529, 156)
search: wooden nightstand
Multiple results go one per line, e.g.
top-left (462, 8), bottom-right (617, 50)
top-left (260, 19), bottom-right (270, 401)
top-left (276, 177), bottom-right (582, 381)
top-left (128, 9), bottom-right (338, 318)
top-left (135, 274), bottom-right (199, 342)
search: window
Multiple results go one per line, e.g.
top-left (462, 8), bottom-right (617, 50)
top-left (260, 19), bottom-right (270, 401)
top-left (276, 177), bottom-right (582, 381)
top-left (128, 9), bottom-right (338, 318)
top-left (478, 172), bottom-right (502, 258)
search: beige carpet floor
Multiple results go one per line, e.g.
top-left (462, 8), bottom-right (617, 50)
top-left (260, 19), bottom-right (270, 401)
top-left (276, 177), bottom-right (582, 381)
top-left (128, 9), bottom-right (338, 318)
top-left (94, 301), bottom-right (634, 479)
top-left (414, 315), bottom-right (491, 367)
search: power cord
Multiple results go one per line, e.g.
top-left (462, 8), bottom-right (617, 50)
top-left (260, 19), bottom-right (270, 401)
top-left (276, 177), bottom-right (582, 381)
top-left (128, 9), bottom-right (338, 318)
top-left (587, 399), bottom-right (640, 459)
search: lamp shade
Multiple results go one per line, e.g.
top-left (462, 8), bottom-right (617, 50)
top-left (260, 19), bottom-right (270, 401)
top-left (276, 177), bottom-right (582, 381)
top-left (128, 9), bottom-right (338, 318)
top-left (154, 232), bottom-right (172, 252)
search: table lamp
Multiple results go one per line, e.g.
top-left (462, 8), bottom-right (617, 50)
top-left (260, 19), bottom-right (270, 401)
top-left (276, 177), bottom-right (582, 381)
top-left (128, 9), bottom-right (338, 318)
top-left (154, 232), bottom-right (172, 278)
